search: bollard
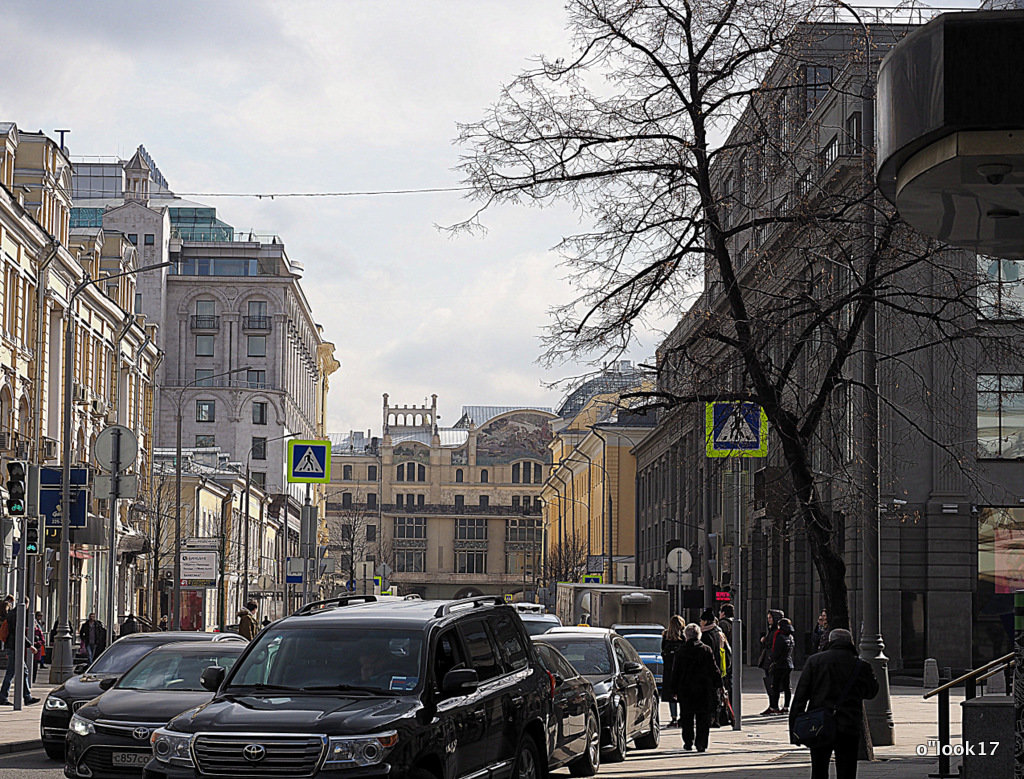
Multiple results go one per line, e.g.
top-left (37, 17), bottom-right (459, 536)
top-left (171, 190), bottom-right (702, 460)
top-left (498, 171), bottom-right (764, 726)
top-left (924, 658), bottom-right (940, 689)
top-left (1014, 590), bottom-right (1024, 779)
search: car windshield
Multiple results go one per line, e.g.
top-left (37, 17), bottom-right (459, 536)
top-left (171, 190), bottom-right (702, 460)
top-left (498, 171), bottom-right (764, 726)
top-left (538, 639), bottom-right (612, 676)
top-left (226, 628), bottom-right (423, 695)
top-left (118, 650), bottom-right (241, 692)
top-left (624, 636), bottom-right (661, 654)
top-left (88, 642), bottom-right (163, 674)
top-left (521, 618), bottom-right (559, 636)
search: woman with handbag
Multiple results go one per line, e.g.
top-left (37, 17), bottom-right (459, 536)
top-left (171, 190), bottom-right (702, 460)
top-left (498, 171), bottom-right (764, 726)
top-left (789, 628), bottom-right (879, 779)
top-left (661, 616), bottom-right (686, 727)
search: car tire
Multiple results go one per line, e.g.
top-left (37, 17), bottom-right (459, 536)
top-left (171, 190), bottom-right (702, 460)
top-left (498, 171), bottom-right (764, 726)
top-left (604, 705), bottom-right (628, 762)
top-left (569, 709), bottom-right (601, 777)
top-left (513, 735), bottom-right (542, 779)
top-left (43, 742), bottom-right (64, 761)
top-left (634, 698), bottom-right (661, 749)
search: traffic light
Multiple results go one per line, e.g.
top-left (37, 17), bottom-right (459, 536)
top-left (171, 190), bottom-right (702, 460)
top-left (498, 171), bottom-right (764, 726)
top-left (5, 460), bottom-right (26, 515)
top-left (25, 517), bottom-right (39, 555)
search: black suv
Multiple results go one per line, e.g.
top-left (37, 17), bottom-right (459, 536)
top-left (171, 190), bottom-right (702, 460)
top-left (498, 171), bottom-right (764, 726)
top-left (144, 595), bottom-right (552, 779)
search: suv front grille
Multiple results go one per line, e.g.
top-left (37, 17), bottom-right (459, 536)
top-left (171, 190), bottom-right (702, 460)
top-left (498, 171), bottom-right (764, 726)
top-left (193, 734), bottom-right (326, 776)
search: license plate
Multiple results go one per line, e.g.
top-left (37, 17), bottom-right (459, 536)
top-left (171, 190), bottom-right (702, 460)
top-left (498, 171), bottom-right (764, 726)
top-left (112, 752), bottom-right (150, 767)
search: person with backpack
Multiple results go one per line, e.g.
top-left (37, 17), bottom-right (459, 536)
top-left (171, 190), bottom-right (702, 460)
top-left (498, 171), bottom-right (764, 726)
top-left (661, 615), bottom-right (686, 727)
top-left (699, 608), bottom-right (731, 725)
top-left (790, 628), bottom-right (879, 778)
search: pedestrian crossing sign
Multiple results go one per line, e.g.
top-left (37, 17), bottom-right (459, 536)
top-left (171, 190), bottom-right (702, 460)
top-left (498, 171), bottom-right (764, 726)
top-left (705, 402), bottom-right (768, 458)
top-left (287, 439), bottom-right (332, 483)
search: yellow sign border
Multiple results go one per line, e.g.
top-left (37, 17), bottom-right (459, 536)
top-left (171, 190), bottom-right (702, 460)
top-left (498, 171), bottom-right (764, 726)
top-left (287, 439), bottom-right (332, 483)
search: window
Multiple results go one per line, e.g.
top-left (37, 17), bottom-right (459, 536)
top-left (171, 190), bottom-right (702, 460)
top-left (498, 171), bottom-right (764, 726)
top-left (804, 65), bottom-right (833, 115)
top-left (246, 370), bottom-right (266, 389)
top-left (194, 368), bottom-right (214, 387)
top-left (196, 400), bottom-right (215, 422)
top-left (195, 299), bottom-right (215, 316)
top-left (480, 469), bottom-right (489, 484)
top-left (512, 496), bottom-right (520, 509)
top-left (248, 299), bottom-right (268, 317)
top-left (455, 469), bottom-right (464, 483)
top-left (343, 464), bottom-right (353, 480)
top-left (456, 551), bottom-right (487, 575)
top-left (395, 494), bottom-right (404, 507)
top-left (341, 525), bottom-right (352, 541)
top-left (491, 613), bottom-right (528, 672)
top-left (195, 434), bottom-right (215, 447)
top-left (534, 463), bottom-right (542, 483)
top-left (367, 493), bottom-right (377, 508)
top-left (127, 234), bottom-right (138, 245)
top-left (247, 335), bottom-right (267, 357)
top-left (978, 374), bottom-right (1024, 458)
top-left (252, 401), bottom-right (268, 425)
top-left (251, 471), bottom-right (266, 488)
top-left (418, 464), bottom-right (425, 482)
top-left (820, 136), bottom-right (839, 171)
top-left (417, 494), bottom-right (425, 507)
top-left (341, 493), bottom-right (352, 509)
top-left (506, 517), bottom-right (542, 542)
top-left (366, 525), bottom-right (376, 542)
top-left (396, 465), bottom-right (405, 482)
top-left (433, 629), bottom-right (465, 687)
top-left (368, 465), bottom-right (377, 481)
top-left (144, 234), bottom-right (155, 246)
top-left (195, 334), bottom-right (214, 357)
top-left (394, 516), bottom-right (426, 539)
top-left (454, 495), bottom-right (465, 508)
top-left (251, 436), bottom-right (267, 460)
top-left (456, 518), bottom-right (488, 540)
top-left (459, 620), bottom-right (499, 680)
top-left (135, 292), bottom-right (143, 313)
top-left (396, 550), bottom-right (425, 572)
top-left (479, 495), bottom-right (489, 507)
top-left (979, 257), bottom-right (1024, 319)
top-left (845, 111), bottom-right (862, 155)
top-left (406, 462), bottom-right (415, 481)
top-left (512, 463), bottom-right (520, 484)
top-left (505, 550), bottom-right (536, 575)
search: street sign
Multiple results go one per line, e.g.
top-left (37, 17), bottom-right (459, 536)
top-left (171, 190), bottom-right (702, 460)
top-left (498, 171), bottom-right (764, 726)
top-left (286, 556), bottom-right (303, 584)
top-left (376, 562), bottom-right (393, 578)
top-left (94, 474), bottom-right (138, 500)
top-left (287, 440), bottom-right (331, 484)
top-left (582, 574), bottom-right (603, 584)
top-left (180, 551), bottom-right (218, 588)
top-left (667, 547), bottom-right (692, 572)
top-left (94, 425), bottom-right (138, 472)
top-left (184, 537), bottom-right (221, 551)
top-left (357, 561), bottom-right (375, 580)
top-left (666, 571), bottom-right (693, 586)
top-left (504, 594), bottom-right (513, 603)
top-left (40, 467), bottom-right (90, 528)
top-left (616, 561), bottom-right (635, 583)
top-left (705, 401), bottom-right (768, 458)
top-left (346, 579), bottom-right (356, 592)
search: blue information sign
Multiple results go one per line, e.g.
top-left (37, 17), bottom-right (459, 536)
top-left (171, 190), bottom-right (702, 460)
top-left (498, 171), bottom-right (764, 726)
top-left (287, 440), bottom-right (331, 484)
top-left (40, 467), bottom-right (90, 528)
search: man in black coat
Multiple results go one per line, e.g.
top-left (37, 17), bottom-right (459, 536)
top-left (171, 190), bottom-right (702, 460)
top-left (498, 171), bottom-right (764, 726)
top-left (789, 628), bottom-right (879, 779)
top-left (668, 622), bottom-right (723, 753)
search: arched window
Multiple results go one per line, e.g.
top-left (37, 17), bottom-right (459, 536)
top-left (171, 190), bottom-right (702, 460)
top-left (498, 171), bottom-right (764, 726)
top-left (480, 469), bottom-right (489, 484)
top-left (512, 463), bottom-right (520, 484)
top-left (406, 462), bottom-right (415, 481)
top-left (396, 465), bottom-right (405, 482)
top-left (417, 464), bottom-right (425, 482)
top-left (455, 469), bottom-right (464, 483)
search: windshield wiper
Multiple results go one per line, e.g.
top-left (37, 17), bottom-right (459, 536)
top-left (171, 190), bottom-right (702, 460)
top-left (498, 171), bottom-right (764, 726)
top-left (299, 684), bottom-right (398, 695)
top-left (226, 683), bottom-right (302, 693)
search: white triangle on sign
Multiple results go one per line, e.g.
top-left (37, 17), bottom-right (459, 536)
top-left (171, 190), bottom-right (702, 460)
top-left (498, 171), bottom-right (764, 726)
top-left (717, 409), bottom-right (758, 444)
top-left (295, 447), bottom-right (324, 474)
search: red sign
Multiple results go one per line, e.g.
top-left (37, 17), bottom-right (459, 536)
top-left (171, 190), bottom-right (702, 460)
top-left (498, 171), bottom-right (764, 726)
top-left (716, 591), bottom-right (731, 602)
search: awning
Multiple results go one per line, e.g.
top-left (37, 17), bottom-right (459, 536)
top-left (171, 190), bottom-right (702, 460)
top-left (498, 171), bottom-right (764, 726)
top-left (69, 550), bottom-right (92, 560)
top-left (116, 518), bottom-right (150, 554)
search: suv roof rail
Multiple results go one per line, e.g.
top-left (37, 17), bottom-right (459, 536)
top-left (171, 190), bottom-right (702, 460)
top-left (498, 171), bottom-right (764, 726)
top-left (293, 594), bottom-right (378, 616)
top-left (434, 595), bottom-right (505, 618)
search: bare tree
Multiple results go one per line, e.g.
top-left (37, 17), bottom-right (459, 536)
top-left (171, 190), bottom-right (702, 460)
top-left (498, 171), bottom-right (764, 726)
top-left (456, 1), bottom-right (999, 629)
top-left (325, 507), bottom-right (377, 588)
top-left (545, 536), bottom-right (591, 584)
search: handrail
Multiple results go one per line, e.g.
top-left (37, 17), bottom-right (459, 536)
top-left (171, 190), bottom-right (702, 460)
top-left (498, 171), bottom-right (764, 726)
top-left (977, 660), bottom-right (1014, 684)
top-left (924, 652), bottom-right (1013, 698)
top-left (434, 595), bottom-right (505, 618)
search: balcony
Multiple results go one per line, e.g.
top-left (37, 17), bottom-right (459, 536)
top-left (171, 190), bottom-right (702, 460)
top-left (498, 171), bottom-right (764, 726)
top-left (242, 315), bottom-right (272, 331)
top-left (190, 315), bottom-right (220, 331)
top-left (383, 503), bottom-right (543, 516)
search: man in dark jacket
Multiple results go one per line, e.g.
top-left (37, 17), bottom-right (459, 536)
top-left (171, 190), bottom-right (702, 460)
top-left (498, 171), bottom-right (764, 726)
top-left (758, 609), bottom-right (785, 714)
top-left (78, 613), bottom-right (107, 663)
top-left (770, 617), bottom-right (795, 713)
top-left (120, 614), bottom-right (138, 637)
top-left (669, 623), bottom-right (723, 753)
top-left (789, 628), bottom-right (879, 779)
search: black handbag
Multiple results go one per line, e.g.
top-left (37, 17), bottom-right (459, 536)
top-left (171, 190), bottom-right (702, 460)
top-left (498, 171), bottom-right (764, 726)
top-left (792, 661), bottom-right (862, 747)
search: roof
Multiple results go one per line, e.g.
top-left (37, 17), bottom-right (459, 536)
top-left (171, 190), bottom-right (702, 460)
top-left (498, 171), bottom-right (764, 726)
top-left (286, 597), bottom-right (513, 629)
top-left (454, 406), bottom-right (555, 429)
top-left (145, 640), bottom-right (246, 655)
top-left (389, 429), bottom-right (469, 448)
top-left (544, 627), bottom-right (615, 637)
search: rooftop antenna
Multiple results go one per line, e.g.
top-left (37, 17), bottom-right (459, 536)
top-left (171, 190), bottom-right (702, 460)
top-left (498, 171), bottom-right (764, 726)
top-left (54, 129), bottom-right (70, 152)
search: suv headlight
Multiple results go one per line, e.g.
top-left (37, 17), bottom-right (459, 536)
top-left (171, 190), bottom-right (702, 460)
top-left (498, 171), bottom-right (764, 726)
top-left (69, 714), bottom-right (95, 736)
top-left (44, 696), bottom-right (68, 711)
top-left (151, 727), bottom-right (195, 766)
top-left (324, 731), bottom-right (398, 769)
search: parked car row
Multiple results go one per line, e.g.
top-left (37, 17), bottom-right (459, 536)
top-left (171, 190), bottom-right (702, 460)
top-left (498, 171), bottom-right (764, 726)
top-left (46, 598), bottom-right (662, 779)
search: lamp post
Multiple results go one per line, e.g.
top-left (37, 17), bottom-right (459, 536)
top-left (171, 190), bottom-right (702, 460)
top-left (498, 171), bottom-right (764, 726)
top-left (52, 262), bottom-right (172, 684)
top-left (171, 365), bottom-right (251, 631)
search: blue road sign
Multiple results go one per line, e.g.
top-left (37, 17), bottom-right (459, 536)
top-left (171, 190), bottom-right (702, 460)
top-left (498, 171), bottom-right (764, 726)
top-left (40, 467), bottom-right (91, 529)
top-left (346, 579), bottom-right (356, 592)
top-left (705, 401), bottom-right (768, 457)
top-left (287, 440), bottom-right (331, 484)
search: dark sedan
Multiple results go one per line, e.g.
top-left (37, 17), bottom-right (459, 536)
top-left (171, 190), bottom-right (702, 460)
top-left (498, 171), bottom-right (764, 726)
top-left (535, 627), bottom-right (660, 762)
top-left (65, 641), bottom-right (247, 778)
top-left (532, 640), bottom-right (601, 776)
top-left (41, 631), bottom-right (245, 760)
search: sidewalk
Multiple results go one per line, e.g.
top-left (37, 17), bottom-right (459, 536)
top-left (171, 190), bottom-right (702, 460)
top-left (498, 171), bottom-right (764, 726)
top-left (0, 681), bottom-right (54, 754)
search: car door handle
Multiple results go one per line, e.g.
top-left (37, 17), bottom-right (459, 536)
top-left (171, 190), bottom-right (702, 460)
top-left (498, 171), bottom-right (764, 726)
top-left (510, 695), bottom-right (524, 707)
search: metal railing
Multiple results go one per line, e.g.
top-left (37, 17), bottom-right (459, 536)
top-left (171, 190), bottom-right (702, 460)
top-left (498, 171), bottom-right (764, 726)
top-left (242, 315), bottom-right (271, 330)
top-left (923, 652), bottom-right (1013, 778)
top-left (190, 315), bottom-right (219, 330)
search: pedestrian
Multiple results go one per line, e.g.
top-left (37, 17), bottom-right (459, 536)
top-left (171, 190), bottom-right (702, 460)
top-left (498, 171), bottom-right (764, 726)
top-left (78, 613), bottom-right (107, 664)
top-left (661, 615), bottom-right (686, 727)
top-left (718, 603), bottom-right (735, 686)
top-left (120, 614), bottom-right (138, 637)
top-left (668, 622), bottom-right (722, 753)
top-left (757, 609), bottom-right (784, 714)
top-left (158, 614), bottom-right (169, 631)
top-left (0, 599), bottom-right (40, 705)
top-left (790, 628), bottom-right (879, 779)
top-left (699, 608), bottom-right (729, 679)
top-left (238, 600), bottom-right (259, 640)
top-left (770, 617), bottom-right (795, 713)
top-left (261, 616), bottom-right (271, 627)
top-left (812, 610), bottom-right (829, 654)
top-left (32, 612), bottom-right (46, 680)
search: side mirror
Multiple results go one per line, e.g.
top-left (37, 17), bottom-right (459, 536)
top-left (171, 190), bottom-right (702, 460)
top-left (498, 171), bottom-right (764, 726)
top-left (441, 667), bottom-right (479, 696)
top-left (622, 661), bottom-right (644, 674)
top-left (73, 663), bottom-right (87, 674)
top-left (98, 677), bottom-right (117, 691)
top-left (551, 672), bottom-right (565, 686)
top-left (200, 665), bottom-right (226, 693)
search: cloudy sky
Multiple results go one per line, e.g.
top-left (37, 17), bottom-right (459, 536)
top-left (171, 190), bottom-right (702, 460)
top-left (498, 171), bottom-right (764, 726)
top-left (1, 0), bottom-right (660, 436)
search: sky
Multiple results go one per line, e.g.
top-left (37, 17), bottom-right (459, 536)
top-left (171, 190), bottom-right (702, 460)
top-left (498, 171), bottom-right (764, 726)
top-left (0, 0), bottom-right (659, 437)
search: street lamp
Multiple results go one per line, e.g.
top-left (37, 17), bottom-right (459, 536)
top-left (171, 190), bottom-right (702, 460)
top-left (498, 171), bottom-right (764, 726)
top-left (52, 262), bottom-right (173, 684)
top-left (172, 365), bottom-right (252, 631)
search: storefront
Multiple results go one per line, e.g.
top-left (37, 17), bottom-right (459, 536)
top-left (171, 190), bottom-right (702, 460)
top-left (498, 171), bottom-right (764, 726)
top-left (975, 507), bottom-right (1023, 666)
